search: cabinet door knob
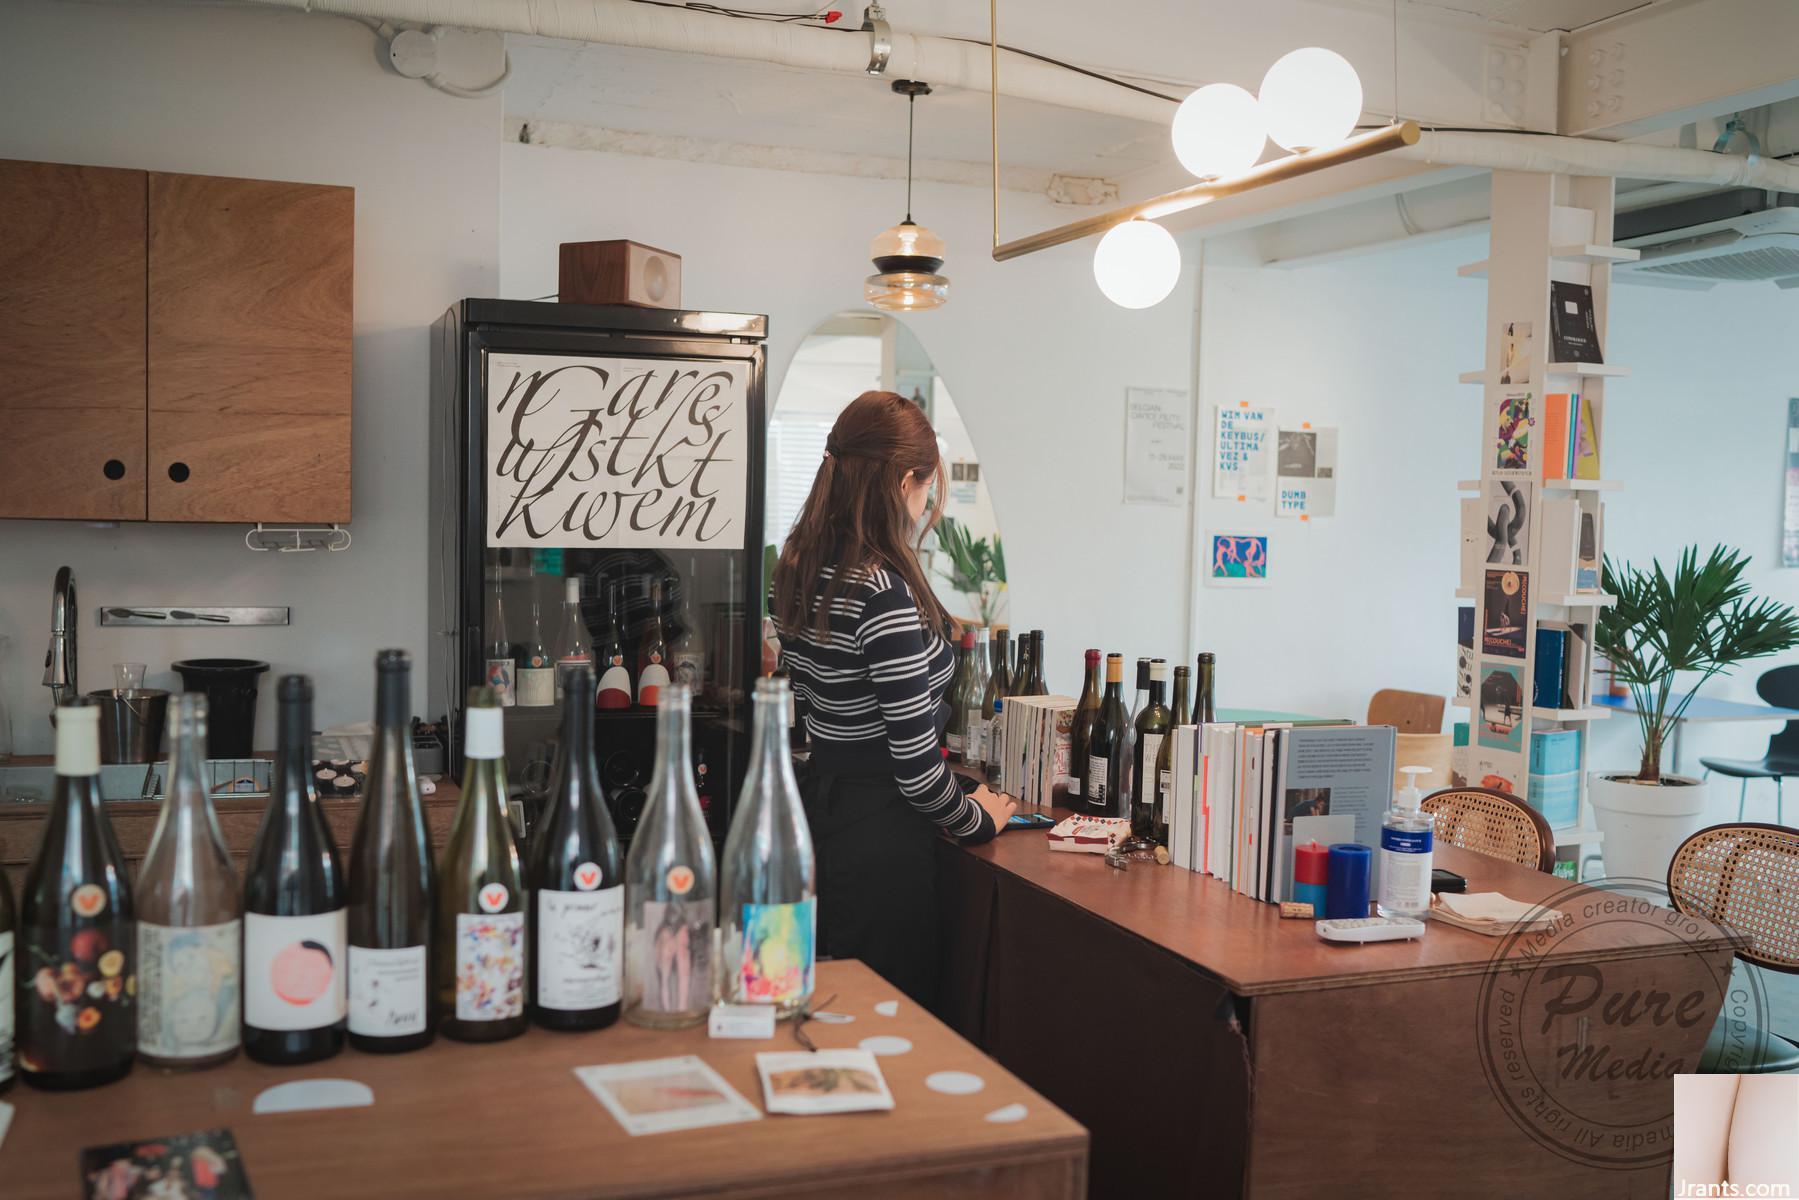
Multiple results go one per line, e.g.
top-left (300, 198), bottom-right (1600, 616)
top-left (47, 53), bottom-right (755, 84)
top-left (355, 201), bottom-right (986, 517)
top-left (103, 459), bottom-right (126, 481)
top-left (168, 462), bottom-right (191, 483)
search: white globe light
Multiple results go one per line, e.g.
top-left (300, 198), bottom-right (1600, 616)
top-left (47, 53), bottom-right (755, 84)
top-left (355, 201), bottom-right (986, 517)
top-left (1092, 219), bottom-right (1181, 310)
top-left (1258, 46), bottom-right (1363, 152)
top-left (1171, 83), bottom-right (1266, 180)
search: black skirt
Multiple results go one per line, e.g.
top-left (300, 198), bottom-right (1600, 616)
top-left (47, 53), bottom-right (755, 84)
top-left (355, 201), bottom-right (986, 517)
top-left (800, 762), bottom-right (941, 1010)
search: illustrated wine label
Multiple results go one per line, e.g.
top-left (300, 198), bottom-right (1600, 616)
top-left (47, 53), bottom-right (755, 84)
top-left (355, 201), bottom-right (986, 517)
top-left (137, 919), bottom-right (240, 1059)
top-left (735, 899), bottom-right (816, 1006)
top-left (631, 898), bottom-right (713, 1014)
top-left (455, 912), bottom-right (525, 1022)
top-left (18, 916), bottom-right (135, 1076)
top-left (637, 659), bottom-right (670, 707)
top-left (537, 885), bottom-right (623, 1010)
top-left (0, 929), bottom-right (13, 1080)
top-left (597, 654), bottom-right (632, 710)
top-left (1137, 734), bottom-right (1164, 804)
top-left (485, 658), bottom-right (517, 707)
top-left (349, 944), bottom-right (428, 1036)
top-left (672, 650), bottom-right (704, 689)
top-left (516, 663), bottom-right (555, 708)
top-left (244, 909), bottom-right (346, 1031)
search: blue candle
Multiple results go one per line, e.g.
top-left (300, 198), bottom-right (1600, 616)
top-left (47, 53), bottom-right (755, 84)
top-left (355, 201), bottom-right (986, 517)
top-left (1326, 843), bottom-right (1372, 920)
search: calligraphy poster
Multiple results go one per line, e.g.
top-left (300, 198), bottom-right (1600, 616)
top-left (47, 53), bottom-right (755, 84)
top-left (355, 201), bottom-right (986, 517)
top-left (1213, 405), bottom-right (1274, 501)
top-left (1123, 387), bottom-right (1189, 506)
top-left (485, 352), bottom-right (749, 549)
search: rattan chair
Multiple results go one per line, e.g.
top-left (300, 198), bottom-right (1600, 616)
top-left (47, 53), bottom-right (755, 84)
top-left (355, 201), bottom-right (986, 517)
top-left (1666, 822), bottom-right (1799, 1073)
top-left (1420, 787), bottom-right (1555, 874)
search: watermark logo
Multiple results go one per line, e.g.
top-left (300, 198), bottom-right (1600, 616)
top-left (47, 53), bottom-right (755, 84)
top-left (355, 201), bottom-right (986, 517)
top-left (1474, 876), bottom-right (1767, 1169)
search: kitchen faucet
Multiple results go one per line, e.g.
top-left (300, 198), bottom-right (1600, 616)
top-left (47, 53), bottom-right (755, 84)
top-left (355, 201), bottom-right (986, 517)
top-left (44, 565), bottom-right (77, 710)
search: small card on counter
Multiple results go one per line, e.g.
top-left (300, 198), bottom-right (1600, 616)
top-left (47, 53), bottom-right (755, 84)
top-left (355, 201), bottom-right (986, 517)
top-left (756, 1049), bottom-right (895, 1115)
top-left (709, 1002), bottom-right (777, 1040)
top-left (1047, 815), bottom-right (1130, 854)
top-left (81, 1127), bottom-right (254, 1199)
top-left (574, 1055), bottom-right (761, 1136)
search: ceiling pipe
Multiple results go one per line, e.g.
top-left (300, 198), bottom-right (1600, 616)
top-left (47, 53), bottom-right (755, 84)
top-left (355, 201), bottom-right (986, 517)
top-left (1399, 130), bottom-right (1799, 191)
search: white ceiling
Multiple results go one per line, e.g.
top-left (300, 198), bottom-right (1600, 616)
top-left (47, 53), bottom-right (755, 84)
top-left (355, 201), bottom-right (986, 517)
top-left (1402, 0), bottom-right (1652, 33)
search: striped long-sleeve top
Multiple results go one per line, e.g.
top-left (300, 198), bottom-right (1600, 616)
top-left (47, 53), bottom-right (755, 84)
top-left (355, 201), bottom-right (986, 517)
top-left (780, 564), bottom-right (995, 841)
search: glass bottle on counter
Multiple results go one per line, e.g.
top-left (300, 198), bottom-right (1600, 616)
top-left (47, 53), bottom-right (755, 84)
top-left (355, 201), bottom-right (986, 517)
top-left (944, 631), bottom-right (976, 762)
top-left (1154, 665), bottom-right (1191, 847)
top-left (1083, 655), bottom-right (1129, 818)
top-left (529, 664), bottom-right (624, 1031)
top-left (1027, 631), bottom-right (1049, 695)
top-left (485, 565), bottom-right (516, 708)
top-left (983, 628), bottom-right (1011, 787)
top-left (1128, 657), bottom-right (1151, 732)
top-left (137, 694), bottom-right (240, 1070)
top-left (1011, 633), bottom-right (1033, 703)
top-left (1195, 652), bottom-right (1217, 724)
top-left (1130, 660), bottom-right (1171, 843)
top-left (1068, 649), bottom-right (1102, 804)
top-left (596, 577), bottom-right (631, 711)
top-left (554, 576), bottom-right (593, 705)
top-left (17, 700), bottom-right (136, 1090)
top-left (0, 848), bottom-right (13, 1095)
top-left (516, 576), bottom-right (556, 709)
top-left (670, 560), bottom-right (707, 694)
top-left (623, 684), bottom-right (716, 1029)
top-left (636, 578), bottom-right (672, 708)
top-left (964, 628), bottom-right (991, 770)
top-left (243, 676), bottom-right (346, 1065)
top-left (434, 687), bottom-right (526, 1042)
top-left (346, 650), bottom-right (436, 1054)
top-left (720, 677), bottom-right (816, 1017)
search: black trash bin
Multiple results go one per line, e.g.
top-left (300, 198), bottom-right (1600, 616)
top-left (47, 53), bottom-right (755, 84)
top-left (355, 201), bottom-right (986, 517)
top-left (171, 659), bottom-right (270, 759)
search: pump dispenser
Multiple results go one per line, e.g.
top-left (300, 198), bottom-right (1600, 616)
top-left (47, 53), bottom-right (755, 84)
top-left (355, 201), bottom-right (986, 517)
top-left (1377, 767), bottom-right (1435, 919)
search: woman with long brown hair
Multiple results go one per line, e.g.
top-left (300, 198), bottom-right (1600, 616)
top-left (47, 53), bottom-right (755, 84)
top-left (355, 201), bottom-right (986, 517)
top-left (772, 390), bottom-right (1016, 1007)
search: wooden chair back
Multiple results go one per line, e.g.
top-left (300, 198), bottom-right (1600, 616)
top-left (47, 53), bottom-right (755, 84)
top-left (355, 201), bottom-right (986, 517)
top-left (1368, 689), bottom-right (1446, 734)
top-left (1667, 822), bottom-right (1799, 974)
top-left (1421, 787), bottom-right (1556, 874)
top-left (1393, 733), bottom-right (1454, 793)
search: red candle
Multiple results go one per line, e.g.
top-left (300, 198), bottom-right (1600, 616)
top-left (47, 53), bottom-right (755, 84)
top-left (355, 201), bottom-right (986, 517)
top-left (1295, 840), bottom-right (1329, 886)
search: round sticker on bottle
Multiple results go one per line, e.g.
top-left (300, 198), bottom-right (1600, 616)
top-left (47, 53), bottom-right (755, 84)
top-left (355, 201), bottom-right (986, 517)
top-left (71, 883), bottom-right (107, 918)
top-left (477, 883), bottom-right (510, 913)
top-left (573, 862), bottom-right (603, 892)
top-left (666, 865), bottom-right (695, 895)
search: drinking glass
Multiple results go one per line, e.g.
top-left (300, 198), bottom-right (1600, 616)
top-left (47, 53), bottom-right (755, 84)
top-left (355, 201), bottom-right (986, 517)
top-left (115, 662), bottom-right (147, 693)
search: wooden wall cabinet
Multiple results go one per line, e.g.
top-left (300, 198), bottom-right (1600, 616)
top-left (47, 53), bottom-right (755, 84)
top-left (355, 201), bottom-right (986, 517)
top-left (0, 159), bottom-right (353, 524)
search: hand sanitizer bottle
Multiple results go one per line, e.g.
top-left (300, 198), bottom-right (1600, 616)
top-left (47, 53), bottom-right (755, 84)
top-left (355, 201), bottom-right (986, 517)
top-left (1377, 766), bottom-right (1435, 919)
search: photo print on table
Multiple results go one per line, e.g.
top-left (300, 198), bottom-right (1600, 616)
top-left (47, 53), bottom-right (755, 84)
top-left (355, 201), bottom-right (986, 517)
top-left (573, 1055), bottom-right (760, 1137)
top-left (757, 1049), bottom-right (895, 1115)
top-left (1478, 665), bottom-right (1527, 754)
top-left (81, 1127), bottom-right (254, 1200)
top-left (1206, 532), bottom-right (1270, 586)
top-left (1482, 569), bottom-right (1530, 658)
top-left (1493, 392), bottom-right (1533, 474)
top-left (1485, 480), bottom-right (1532, 566)
top-left (1499, 321), bottom-right (1532, 386)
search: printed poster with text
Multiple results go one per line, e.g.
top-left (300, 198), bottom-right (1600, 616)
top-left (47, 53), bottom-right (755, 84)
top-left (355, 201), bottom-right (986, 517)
top-left (485, 352), bottom-right (749, 549)
top-left (1213, 405), bottom-right (1275, 501)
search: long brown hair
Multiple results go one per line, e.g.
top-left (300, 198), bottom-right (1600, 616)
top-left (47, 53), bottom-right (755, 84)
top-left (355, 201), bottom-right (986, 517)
top-left (772, 390), bottom-right (951, 640)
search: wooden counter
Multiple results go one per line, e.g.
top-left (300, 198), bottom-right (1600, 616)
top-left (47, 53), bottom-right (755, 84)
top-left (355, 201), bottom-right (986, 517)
top-left (1, 959), bottom-right (1085, 1199)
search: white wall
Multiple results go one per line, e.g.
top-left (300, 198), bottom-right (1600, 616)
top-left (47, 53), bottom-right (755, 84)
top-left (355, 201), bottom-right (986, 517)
top-left (501, 142), bottom-right (1197, 697)
top-left (0, 2), bottom-right (499, 755)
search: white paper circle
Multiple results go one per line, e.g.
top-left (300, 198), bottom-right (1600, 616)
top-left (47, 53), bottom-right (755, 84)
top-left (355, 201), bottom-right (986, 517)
top-left (811, 1011), bottom-right (855, 1024)
top-left (985, 1103), bottom-right (1029, 1123)
top-left (925, 1070), bottom-right (986, 1095)
top-left (859, 1035), bottom-right (914, 1057)
top-left (874, 1000), bottom-right (899, 1017)
top-left (253, 1078), bottom-right (375, 1115)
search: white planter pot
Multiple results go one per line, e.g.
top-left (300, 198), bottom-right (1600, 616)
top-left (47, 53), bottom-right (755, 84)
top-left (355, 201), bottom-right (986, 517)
top-left (1589, 772), bottom-right (1710, 885)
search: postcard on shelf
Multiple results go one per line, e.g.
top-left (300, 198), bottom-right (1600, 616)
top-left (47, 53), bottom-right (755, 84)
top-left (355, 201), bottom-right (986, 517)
top-left (574, 1055), bottom-right (761, 1136)
top-left (756, 1049), bottom-right (895, 1116)
top-left (1274, 426), bottom-right (1338, 519)
top-left (1207, 532), bottom-right (1270, 586)
top-left (1485, 480), bottom-right (1531, 567)
top-left (1499, 320), bottom-right (1532, 385)
top-left (1456, 605), bottom-right (1476, 704)
top-left (1482, 569), bottom-right (1529, 658)
top-left (1577, 505), bottom-right (1602, 590)
top-left (81, 1128), bottom-right (254, 1200)
top-left (1478, 665), bottom-right (1527, 754)
top-left (1473, 753), bottom-right (1522, 795)
top-left (1549, 281), bottom-right (1603, 363)
top-left (1214, 405), bottom-right (1275, 501)
top-left (1492, 391), bottom-right (1533, 476)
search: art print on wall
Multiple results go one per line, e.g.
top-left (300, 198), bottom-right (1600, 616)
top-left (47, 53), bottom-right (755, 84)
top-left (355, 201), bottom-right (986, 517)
top-left (1499, 321), bottom-right (1532, 386)
top-left (1493, 391), bottom-right (1533, 475)
top-left (1486, 480), bottom-right (1532, 566)
top-left (1275, 426), bottom-right (1338, 519)
top-left (1482, 569), bottom-right (1530, 658)
top-left (1213, 405), bottom-right (1275, 501)
top-left (1206, 532), bottom-right (1270, 587)
top-left (1478, 665), bottom-right (1527, 753)
top-left (485, 352), bottom-right (749, 550)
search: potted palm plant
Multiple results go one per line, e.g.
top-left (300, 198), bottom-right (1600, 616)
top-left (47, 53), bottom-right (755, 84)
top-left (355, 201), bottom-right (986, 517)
top-left (932, 516), bottom-right (1007, 626)
top-left (1591, 546), bottom-right (1799, 880)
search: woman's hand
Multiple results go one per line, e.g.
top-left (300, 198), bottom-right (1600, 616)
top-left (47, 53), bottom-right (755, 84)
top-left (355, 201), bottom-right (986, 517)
top-left (972, 784), bottom-right (1019, 832)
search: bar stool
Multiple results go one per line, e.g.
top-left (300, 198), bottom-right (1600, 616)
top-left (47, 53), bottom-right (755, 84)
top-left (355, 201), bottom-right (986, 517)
top-left (1697, 664), bottom-right (1799, 824)
top-left (1421, 787), bottom-right (1555, 874)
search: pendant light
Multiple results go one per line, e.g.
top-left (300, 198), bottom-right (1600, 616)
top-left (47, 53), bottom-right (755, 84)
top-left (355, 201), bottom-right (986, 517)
top-left (866, 79), bottom-right (949, 312)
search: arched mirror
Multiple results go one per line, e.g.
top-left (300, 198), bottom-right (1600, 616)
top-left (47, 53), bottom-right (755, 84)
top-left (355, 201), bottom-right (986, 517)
top-left (766, 312), bottom-right (1007, 627)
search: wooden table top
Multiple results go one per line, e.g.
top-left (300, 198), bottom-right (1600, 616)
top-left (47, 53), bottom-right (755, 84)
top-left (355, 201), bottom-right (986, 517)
top-left (961, 813), bottom-right (1747, 997)
top-left (0, 960), bottom-right (1085, 1199)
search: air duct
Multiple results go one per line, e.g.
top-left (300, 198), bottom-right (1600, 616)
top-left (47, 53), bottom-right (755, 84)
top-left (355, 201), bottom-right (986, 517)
top-left (1398, 131), bottom-right (1799, 193)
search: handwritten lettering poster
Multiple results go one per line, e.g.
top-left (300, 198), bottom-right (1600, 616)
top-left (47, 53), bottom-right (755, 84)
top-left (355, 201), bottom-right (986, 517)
top-left (1213, 405), bottom-right (1274, 501)
top-left (485, 352), bottom-right (748, 549)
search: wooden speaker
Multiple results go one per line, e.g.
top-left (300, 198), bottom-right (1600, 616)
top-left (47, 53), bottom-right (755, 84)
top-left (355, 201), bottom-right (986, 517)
top-left (558, 239), bottom-right (682, 308)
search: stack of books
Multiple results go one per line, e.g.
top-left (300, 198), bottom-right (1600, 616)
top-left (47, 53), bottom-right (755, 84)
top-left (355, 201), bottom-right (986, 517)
top-left (1528, 728), bottom-right (1582, 828)
top-left (993, 694), bottom-right (1075, 809)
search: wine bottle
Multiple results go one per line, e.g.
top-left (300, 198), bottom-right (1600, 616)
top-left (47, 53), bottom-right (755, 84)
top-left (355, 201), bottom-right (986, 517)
top-left (670, 559), bottom-right (707, 694)
top-left (1155, 665), bottom-right (1191, 847)
top-left (1083, 655), bottom-right (1128, 818)
top-left (1068, 649), bottom-right (1102, 802)
top-left (1027, 631), bottom-right (1048, 695)
top-left (554, 576), bottom-right (593, 704)
top-left (346, 650), bottom-right (435, 1053)
top-left (243, 676), bottom-right (346, 1066)
top-left (635, 578), bottom-right (672, 708)
top-left (984, 628), bottom-right (1011, 787)
top-left (17, 700), bottom-right (135, 1090)
top-left (1196, 652), bottom-right (1217, 723)
top-left (1129, 657), bottom-right (1151, 731)
top-left (485, 564), bottom-right (516, 707)
top-left (137, 694), bottom-right (240, 1069)
top-left (1011, 633), bottom-right (1033, 703)
top-left (529, 665), bottom-right (624, 1030)
top-left (944, 630), bottom-right (975, 762)
top-left (1131, 660), bottom-right (1171, 842)
top-left (516, 572), bottom-right (556, 708)
top-left (623, 684), bottom-right (716, 1029)
top-left (964, 628), bottom-right (991, 770)
top-left (720, 677), bottom-right (816, 1016)
top-left (596, 577), bottom-right (631, 711)
top-left (0, 848), bottom-right (13, 1095)
top-left (434, 687), bottom-right (526, 1042)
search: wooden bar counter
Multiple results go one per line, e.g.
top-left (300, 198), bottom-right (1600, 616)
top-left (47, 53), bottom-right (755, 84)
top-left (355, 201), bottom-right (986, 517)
top-left (936, 815), bottom-right (1746, 1199)
top-left (2, 959), bottom-right (1087, 1199)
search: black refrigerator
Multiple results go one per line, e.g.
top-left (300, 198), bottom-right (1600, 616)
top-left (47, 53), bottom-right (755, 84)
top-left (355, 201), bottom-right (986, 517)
top-left (429, 300), bottom-right (767, 842)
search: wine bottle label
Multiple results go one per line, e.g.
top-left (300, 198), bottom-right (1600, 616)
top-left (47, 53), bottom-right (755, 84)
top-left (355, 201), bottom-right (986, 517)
top-left (455, 912), bottom-right (525, 1022)
top-left (1159, 770), bottom-right (1172, 797)
top-left (597, 663), bottom-right (632, 710)
top-left (244, 910), bottom-right (346, 1031)
top-left (732, 898), bottom-right (816, 1006)
top-left (966, 711), bottom-right (988, 761)
top-left (18, 916), bottom-right (134, 1075)
top-left (1137, 734), bottom-right (1164, 804)
top-left (946, 731), bottom-right (964, 753)
top-left (485, 658), bottom-right (517, 707)
top-left (348, 944), bottom-right (428, 1037)
top-left (672, 651), bottom-right (705, 689)
top-left (636, 662), bottom-right (670, 707)
top-left (0, 930), bottom-right (13, 1081)
top-left (137, 919), bottom-right (240, 1059)
top-left (536, 885), bottom-right (623, 1011)
top-left (1086, 756), bottom-right (1108, 803)
top-left (516, 666), bottom-right (555, 708)
top-left (628, 898), bottom-right (713, 1015)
